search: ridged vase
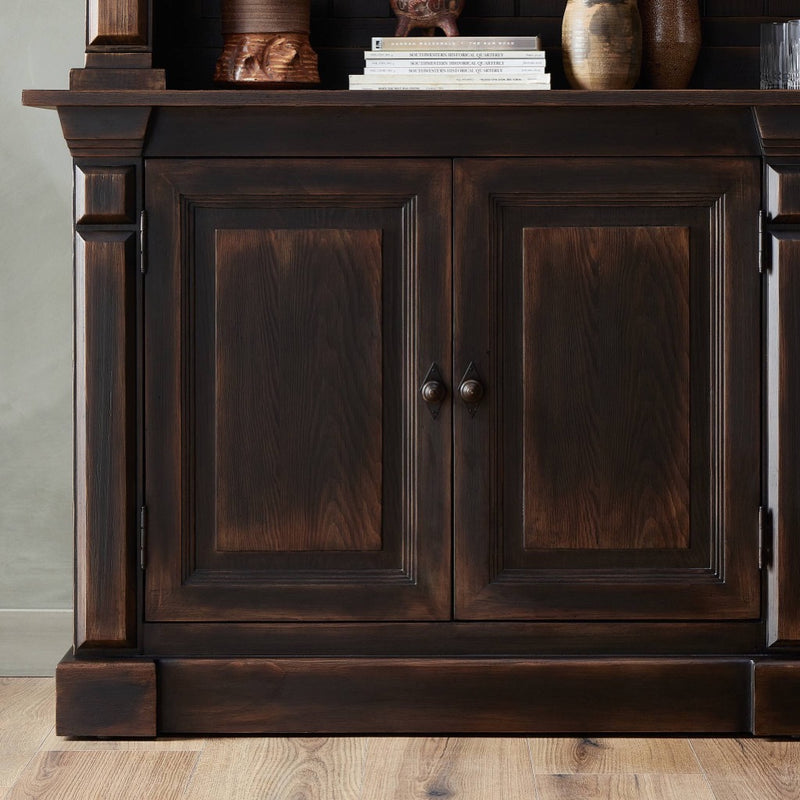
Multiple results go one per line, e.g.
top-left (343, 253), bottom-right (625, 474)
top-left (562, 0), bottom-right (642, 90)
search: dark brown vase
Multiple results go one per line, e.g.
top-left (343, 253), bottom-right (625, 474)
top-left (639, 0), bottom-right (701, 89)
top-left (562, 0), bottom-right (642, 90)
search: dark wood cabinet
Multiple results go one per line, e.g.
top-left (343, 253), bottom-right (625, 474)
top-left (20, 0), bottom-right (800, 739)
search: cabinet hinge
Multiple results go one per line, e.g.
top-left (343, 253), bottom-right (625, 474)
top-left (759, 505), bottom-right (774, 570)
top-left (139, 210), bottom-right (147, 275)
top-left (139, 505), bottom-right (148, 570)
top-left (758, 209), bottom-right (770, 274)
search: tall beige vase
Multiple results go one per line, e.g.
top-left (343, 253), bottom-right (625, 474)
top-left (562, 0), bottom-right (642, 90)
top-left (639, 0), bottom-right (701, 89)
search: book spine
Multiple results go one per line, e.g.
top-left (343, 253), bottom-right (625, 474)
top-left (364, 50), bottom-right (545, 60)
top-left (364, 66), bottom-right (547, 75)
top-left (371, 36), bottom-right (541, 50)
top-left (350, 82), bottom-right (551, 90)
top-left (364, 59), bottom-right (547, 69)
top-left (349, 74), bottom-right (551, 86)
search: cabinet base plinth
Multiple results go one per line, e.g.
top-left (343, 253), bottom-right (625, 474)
top-left (159, 657), bottom-right (753, 735)
top-left (56, 652), bottom-right (156, 738)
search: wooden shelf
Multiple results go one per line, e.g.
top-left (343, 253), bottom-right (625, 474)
top-left (22, 88), bottom-right (800, 110)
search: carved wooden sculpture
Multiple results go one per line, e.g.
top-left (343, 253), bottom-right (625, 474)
top-left (215, 0), bottom-right (319, 86)
top-left (391, 0), bottom-right (465, 37)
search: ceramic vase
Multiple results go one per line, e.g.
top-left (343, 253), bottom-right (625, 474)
top-left (639, 0), bottom-right (701, 89)
top-left (562, 0), bottom-right (642, 90)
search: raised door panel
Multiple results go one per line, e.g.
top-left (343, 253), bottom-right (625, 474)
top-left (145, 159), bottom-right (451, 621)
top-left (454, 158), bottom-right (761, 621)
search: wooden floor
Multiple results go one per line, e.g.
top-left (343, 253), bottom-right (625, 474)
top-left (2, 679), bottom-right (800, 799)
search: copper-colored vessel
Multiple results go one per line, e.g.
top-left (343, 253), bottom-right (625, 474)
top-left (562, 0), bottom-right (642, 90)
top-left (639, 0), bottom-right (701, 89)
top-left (390, 0), bottom-right (465, 37)
top-left (215, 0), bottom-right (319, 87)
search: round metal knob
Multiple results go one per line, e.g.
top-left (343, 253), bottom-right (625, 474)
top-left (421, 380), bottom-right (447, 405)
top-left (459, 378), bottom-right (484, 405)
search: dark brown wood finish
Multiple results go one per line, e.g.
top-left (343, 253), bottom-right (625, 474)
top-left (75, 165), bottom-right (136, 224)
top-left (56, 654), bottom-right (156, 737)
top-left (454, 157), bottom-right (761, 621)
top-left (767, 164), bottom-right (800, 223)
top-left (74, 231), bottom-right (137, 648)
top-left (158, 657), bottom-right (753, 734)
top-left (87, 0), bottom-right (148, 46)
top-left (144, 158), bottom-right (452, 622)
top-left (754, 662), bottom-right (800, 735)
top-left (766, 232), bottom-right (800, 647)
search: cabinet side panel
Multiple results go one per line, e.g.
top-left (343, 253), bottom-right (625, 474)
top-left (522, 226), bottom-right (690, 551)
top-left (75, 232), bottom-right (137, 648)
top-left (767, 234), bottom-right (800, 646)
top-left (213, 228), bottom-right (383, 553)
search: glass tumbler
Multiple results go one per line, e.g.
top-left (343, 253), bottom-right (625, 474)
top-left (787, 20), bottom-right (800, 89)
top-left (762, 22), bottom-right (788, 89)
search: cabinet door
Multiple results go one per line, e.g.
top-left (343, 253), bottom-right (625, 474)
top-left (454, 158), bottom-right (761, 621)
top-left (145, 159), bottom-right (451, 621)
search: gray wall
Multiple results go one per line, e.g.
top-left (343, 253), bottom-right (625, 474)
top-left (1, 0), bottom-right (86, 674)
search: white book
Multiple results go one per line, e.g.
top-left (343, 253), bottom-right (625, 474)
top-left (350, 81), bottom-right (551, 91)
top-left (364, 58), bottom-right (547, 69)
top-left (364, 65), bottom-right (547, 75)
top-left (372, 35), bottom-right (542, 51)
top-left (349, 75), bottom-right (551, 90)
top-left (350, 72), bottom-right (550, 84)
top-left (364, 50), bottom-right (545, 60)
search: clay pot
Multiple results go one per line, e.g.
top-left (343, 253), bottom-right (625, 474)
top-left (215, 0), bottom-right (320, 87)
top-left (639, 0), bottom-right (701, 89)
top-left (562, 0), bottom-right (642, 90)
top-left (390, 0), bottom-right (465, 37)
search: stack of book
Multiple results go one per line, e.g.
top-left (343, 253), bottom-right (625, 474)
top-left (349, 35), bottom-right (549, 91)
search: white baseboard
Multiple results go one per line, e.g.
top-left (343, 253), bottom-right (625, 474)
top-left (0, 609), bottom-right (73, 676)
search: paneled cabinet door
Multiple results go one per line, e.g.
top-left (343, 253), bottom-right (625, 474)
top-left (144, 159), bottom-right (451, 621)
top-left (454, 158), bottom-right (761, 621)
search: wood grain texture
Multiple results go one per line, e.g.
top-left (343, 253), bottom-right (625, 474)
top-left (454, 157), bottom-right (760, 623)
top-left (529, 738), bottom-right (702, 774)
top-left (145, 159), bottom-right (451, 623)
top-left (766, 234), bottom-right (800, 646)
top-left (693, 738), bottom-right (800, 799)
top-left (0, 680), bottom-right (55, 753)
top-left (767, 165), bottom-right (800, 223)
top-left (75, 165), bottom-right (136, 225)
top-left (158, 658), bottom-right (752, 734)
top-left (74, 232), bottom-right (137, 649)
top-left (213, 228), bottom-right (382, 554)
top-left (522, 226), bottom-right (690, 551)
top-left (361, 738), bottom-right (535, 799)
top-left (184, 738), bottom-right (364, 799)
top-left (6, 751), bottom-right (198, 800)
top-left (87, 0), bottom-right (148, 46)
top-left (56, 657), bottom-right (155, 738)
top-left (753, 662), bottom-right (800, 736)
top-left (536, 774), bottom-right (716, 800)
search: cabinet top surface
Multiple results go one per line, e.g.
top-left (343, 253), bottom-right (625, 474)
top-left (21, 88), bottom-right (800, 110)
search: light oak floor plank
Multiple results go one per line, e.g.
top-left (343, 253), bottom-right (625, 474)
top-left (692, 739), bottom-right (800, 800)
top-left (362, 737), bottom-right (536, 800)
top-left (183, 737), bottom-right (365, 800)
top-left (529, 737), bottom-right (702, 774)
top-left (0, 679), bottom-right (54, 752)
top-left (39, 729), bottom-right (206, 752)
top-left (536, 773), bottom-right (716, 800)
top-left (0, 752), bottom-right (38, 793)
top-left (6, 751), bottom-right (199, 800)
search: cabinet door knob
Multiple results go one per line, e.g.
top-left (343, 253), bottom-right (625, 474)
top-left (420, 362), bottom-right (447, 419)
top-left (421, 380), bottom-right (447, 404)
top-left (458, 362), bottom-right (484, 416)
top-left (459, 378), bottom-right (484, 405)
